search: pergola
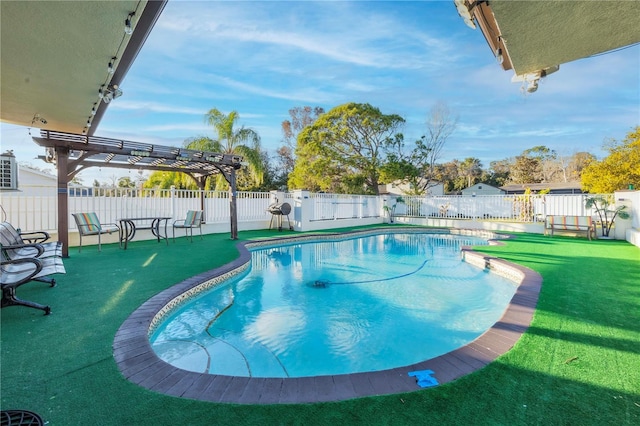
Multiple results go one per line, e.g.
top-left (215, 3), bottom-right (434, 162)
top-left (33, 130), bottom-right (243, 257)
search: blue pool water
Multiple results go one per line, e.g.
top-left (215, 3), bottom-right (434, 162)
top-left (150, 233), bottom-right (517, 378)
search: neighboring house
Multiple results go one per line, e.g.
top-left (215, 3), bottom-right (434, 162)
top-left (0, 161), bottom-right (57, 197)
top-left (378, 180), bottom-right (445, 196)
top-left (500, 182), bottom-right (585, 195)
top-left (461, 183), bottom-right (505, 196)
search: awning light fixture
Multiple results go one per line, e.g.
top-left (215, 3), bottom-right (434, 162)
top-left (31, 114), bottom-right (47, 125)
top-left (108, 57), bottom-right (116, 74)
top-left (100, 84), bottom-right (123, 104)
top-left (511, 65), bottom-right (560, 94)
top-left (125, 12), bottom-right (135, 35)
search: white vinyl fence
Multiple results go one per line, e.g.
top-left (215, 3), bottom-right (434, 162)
top-left (0, 186), bottom-right (273, 232)
top-left (393, 194), bottom-right (595, 222)
top-left (308, 192), bottom-right (382, 221)
top-left (0, 186), bottom-right (616, 235)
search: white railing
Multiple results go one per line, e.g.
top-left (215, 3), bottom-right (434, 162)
top-left (308, 193), bottom-right (381, 221)
top-left (391, 194), bottom-right (597, 222)
top-left (0, 186), bottom-right (273, 232)
top-left (0, 188), bottom-right (58, 230)
top-left (0, 186), bottom-right (618, 233)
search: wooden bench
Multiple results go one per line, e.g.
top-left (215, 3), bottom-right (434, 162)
top-left (545, 215), bottom-right (595, 240)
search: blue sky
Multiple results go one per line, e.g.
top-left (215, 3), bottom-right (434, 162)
top-left (2, 0), bottom-right (639, 184)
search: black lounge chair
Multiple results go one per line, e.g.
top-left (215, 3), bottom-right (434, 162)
top-left (0, 221), bottom-right (62, 258)
top-left (1, 247), bottom-right (66, 315)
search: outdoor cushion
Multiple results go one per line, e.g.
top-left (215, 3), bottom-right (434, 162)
top-left (1, 248), bottom-right (66, 315)
top-left (172, 210), bottom-right (203, 242)
top-left (0, 222), bottom-right (62, 259)
top-left (72, 213), bottom-right (119, 252)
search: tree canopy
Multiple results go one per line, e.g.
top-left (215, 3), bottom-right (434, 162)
top-left (581, 126), bottom-right (640, 193)
top-left (288, 103), bottom-right (405, 195)
top-left (379, 101), bottom-right (457, 195)
top-left (143, 108), bottom-right (264, 191)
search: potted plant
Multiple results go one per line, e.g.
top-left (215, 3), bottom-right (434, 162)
top-left (383, 196), bottom-right (405, 223)
top-left (585, 195), bottom-right (630, 238)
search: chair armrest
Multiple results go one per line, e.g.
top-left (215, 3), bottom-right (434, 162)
top-left (18, 230), bottom-right (51, 244)
top-left (1, 257), bottom-right (43, 287)
top-left (77, 223), bottom-right (119, 233)
top-left (173, 219), bottom-right (186, 226)
top-left (1, 243), bottom-right (45, 258)
top-left (77, 223), bottom-right (99, 232)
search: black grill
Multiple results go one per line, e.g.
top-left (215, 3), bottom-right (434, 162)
top-left (267, 202), bottom-right (293, 231)
top-left (267, 202), bottom-right (291, 216)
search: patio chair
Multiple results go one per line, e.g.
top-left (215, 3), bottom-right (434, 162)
top-left (1, 246), bottom-right (66, 315)
top-left (71, 212), bottom-right (119, 252)
top-left (172, 210), bottom-right (203, 242)
top-left (0, 221), bottom-right (62, 258)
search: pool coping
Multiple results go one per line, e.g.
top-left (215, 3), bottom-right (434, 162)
top-left (113, 227), bottom-right (542, 404)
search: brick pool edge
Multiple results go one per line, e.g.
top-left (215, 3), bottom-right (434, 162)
top-left (113, 227), bottom-right (541, 404)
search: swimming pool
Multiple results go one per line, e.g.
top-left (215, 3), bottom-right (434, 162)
top-left (150, 232), bottom-right (517, 378)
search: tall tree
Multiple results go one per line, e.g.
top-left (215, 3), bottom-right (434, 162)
top-left (272, 146), bottom-right (295, 189)
top-left (523, 145), bottom-right (557, 182)
top-left (569, 151), bottom-right (596, 181)
top-left (281, 106), bottom-right (325, 149)
top-left (437, 160), bottom-right (462, 193)
top-left (581, 127), bottom-right (640, 193)
top-left (143, 170), bottom-right (196, 190)
top-left (413, 101), bottom-right (458, 193)
top-left (389, 101), bottom-right (458, 195)
top-left (289, 103), bottom-right (404, 195)
top-left (277, 106), bottom-right (324, 189)
top-left (509, 155), bottom-right (541, 184)
top-left (459, 157), bottom-right (483, 188)
top-left (187, 108), bottom-right (264, 190)
top-left (486, 158), bottom-right (512, 187)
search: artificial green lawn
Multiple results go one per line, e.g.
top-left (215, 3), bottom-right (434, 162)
top-left (1, 228), bottom-right (639, 425)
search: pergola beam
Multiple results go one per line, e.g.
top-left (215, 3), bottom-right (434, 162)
top-left (33, 131), bottom-right (242, 257)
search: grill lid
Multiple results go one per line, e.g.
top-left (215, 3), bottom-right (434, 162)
top-left (267, 202), bottom-right (291, 215)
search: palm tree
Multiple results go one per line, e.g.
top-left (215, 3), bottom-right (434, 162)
top-left (143, 170), bottom-right (196, 191)
top-left (460, 157), bottom-right (483, 188)
top-left (187, 108), bottom-right (264, 190)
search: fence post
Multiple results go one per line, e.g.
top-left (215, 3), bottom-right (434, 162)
top-left (292, 190), bottom-right (310, 231)
top-left (170, 186), bottom-right (176, 219)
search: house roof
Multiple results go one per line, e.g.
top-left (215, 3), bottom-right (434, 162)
top-left (461, 0), bottom-right (640, 90)
top-left (463, 183), bottom-right (503, 191)
top-left (18, 165), bottom-right (57, 182)
top-left (500, 182), bottom-right (584, 193)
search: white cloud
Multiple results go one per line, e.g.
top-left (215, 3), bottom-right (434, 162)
top-left (110, 101), bottom-right (204, 115)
